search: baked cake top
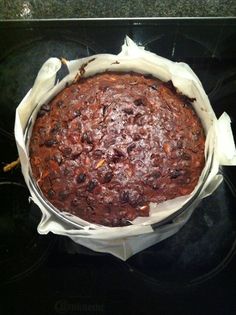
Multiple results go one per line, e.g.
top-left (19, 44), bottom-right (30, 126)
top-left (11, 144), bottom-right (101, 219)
top-left (29, 72), bottom-right (205, 226)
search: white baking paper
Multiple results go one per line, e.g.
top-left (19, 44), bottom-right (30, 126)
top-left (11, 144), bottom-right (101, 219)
top-left (15, 36), bottom-right (236, 260)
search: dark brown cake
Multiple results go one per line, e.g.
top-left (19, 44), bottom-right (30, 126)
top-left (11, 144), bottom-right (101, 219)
top-left (29, 72), bottom-right (205, 227)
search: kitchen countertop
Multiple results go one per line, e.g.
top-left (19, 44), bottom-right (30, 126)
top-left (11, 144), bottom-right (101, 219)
top-left (0, 0), bottom-right (235, 19)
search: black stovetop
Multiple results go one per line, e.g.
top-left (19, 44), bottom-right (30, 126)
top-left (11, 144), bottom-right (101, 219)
top-left (0, 19), bottom-right (236, 315)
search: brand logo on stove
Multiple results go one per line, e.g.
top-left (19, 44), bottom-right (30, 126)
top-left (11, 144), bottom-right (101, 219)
top-left (54, 299), bottom-right (104, 314)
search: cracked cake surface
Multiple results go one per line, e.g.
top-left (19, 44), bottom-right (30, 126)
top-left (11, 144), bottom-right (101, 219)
top-left (29, 72), bottom-right (205, 226)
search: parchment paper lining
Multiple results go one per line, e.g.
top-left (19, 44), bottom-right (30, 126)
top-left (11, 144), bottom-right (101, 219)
top-left (14, 37), bottom-right (236, 260)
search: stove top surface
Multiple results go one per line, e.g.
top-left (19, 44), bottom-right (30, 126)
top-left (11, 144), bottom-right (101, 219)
top-left (0, 19), bottom-right (236, 315)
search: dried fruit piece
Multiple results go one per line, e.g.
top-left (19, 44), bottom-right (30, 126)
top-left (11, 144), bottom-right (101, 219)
top-left (54, 154), bottom-right (62, 165)
top-left (71, 198), bottom-right (79, 207)
top-left (81, 132), bottom-right (93, 144)
top-left (139, 205), bottom-right (149, 212)
top-left (87, 179), bottom-right (98, 192)
top-left (95, 159), bottom-right (106, 169)
top-left (62, 147), bottom-right (72, 157)
top-left (127, 143), bottom-right (136, 154)
top-left (47, 189), bottom-right (55, 198)
top-left (44, 139), bottom-right (58, 147)
top-left (94, 150), bottom-right (103, 158)
top-left (73, 109), bottom-right (81, 118)
top-left (170, 169), bottom-right (181, 179)
top-left (123, 108), bottom-right (134, 115)
top-left (76, 173), bottom-right (86, 183)
top-left (58, 190), bottom-right (69, 201)
top-left (41, 104), bottom-right (51, 112)
top-left (181, 152), bottom-right (191, 160)
top-left (56, 100), bottom-right (64, 107)
top-left (120, 191), bottom-right (129, 203)
top-left (163, 142), bottom-right (171, 154)
top-left (111, 148), bottom-right (125, 163)
top-left (134, 98), bottom-right (146, 106)
top-left (50, 123), bottom-right (61, 134)
top-left (132, 133), bottom-right (141, 141)
top-left (103, 172), bottom-right (113, 183)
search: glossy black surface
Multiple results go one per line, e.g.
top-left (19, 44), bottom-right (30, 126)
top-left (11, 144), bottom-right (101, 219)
top-left (0, 19), bottom-right (236, 314)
